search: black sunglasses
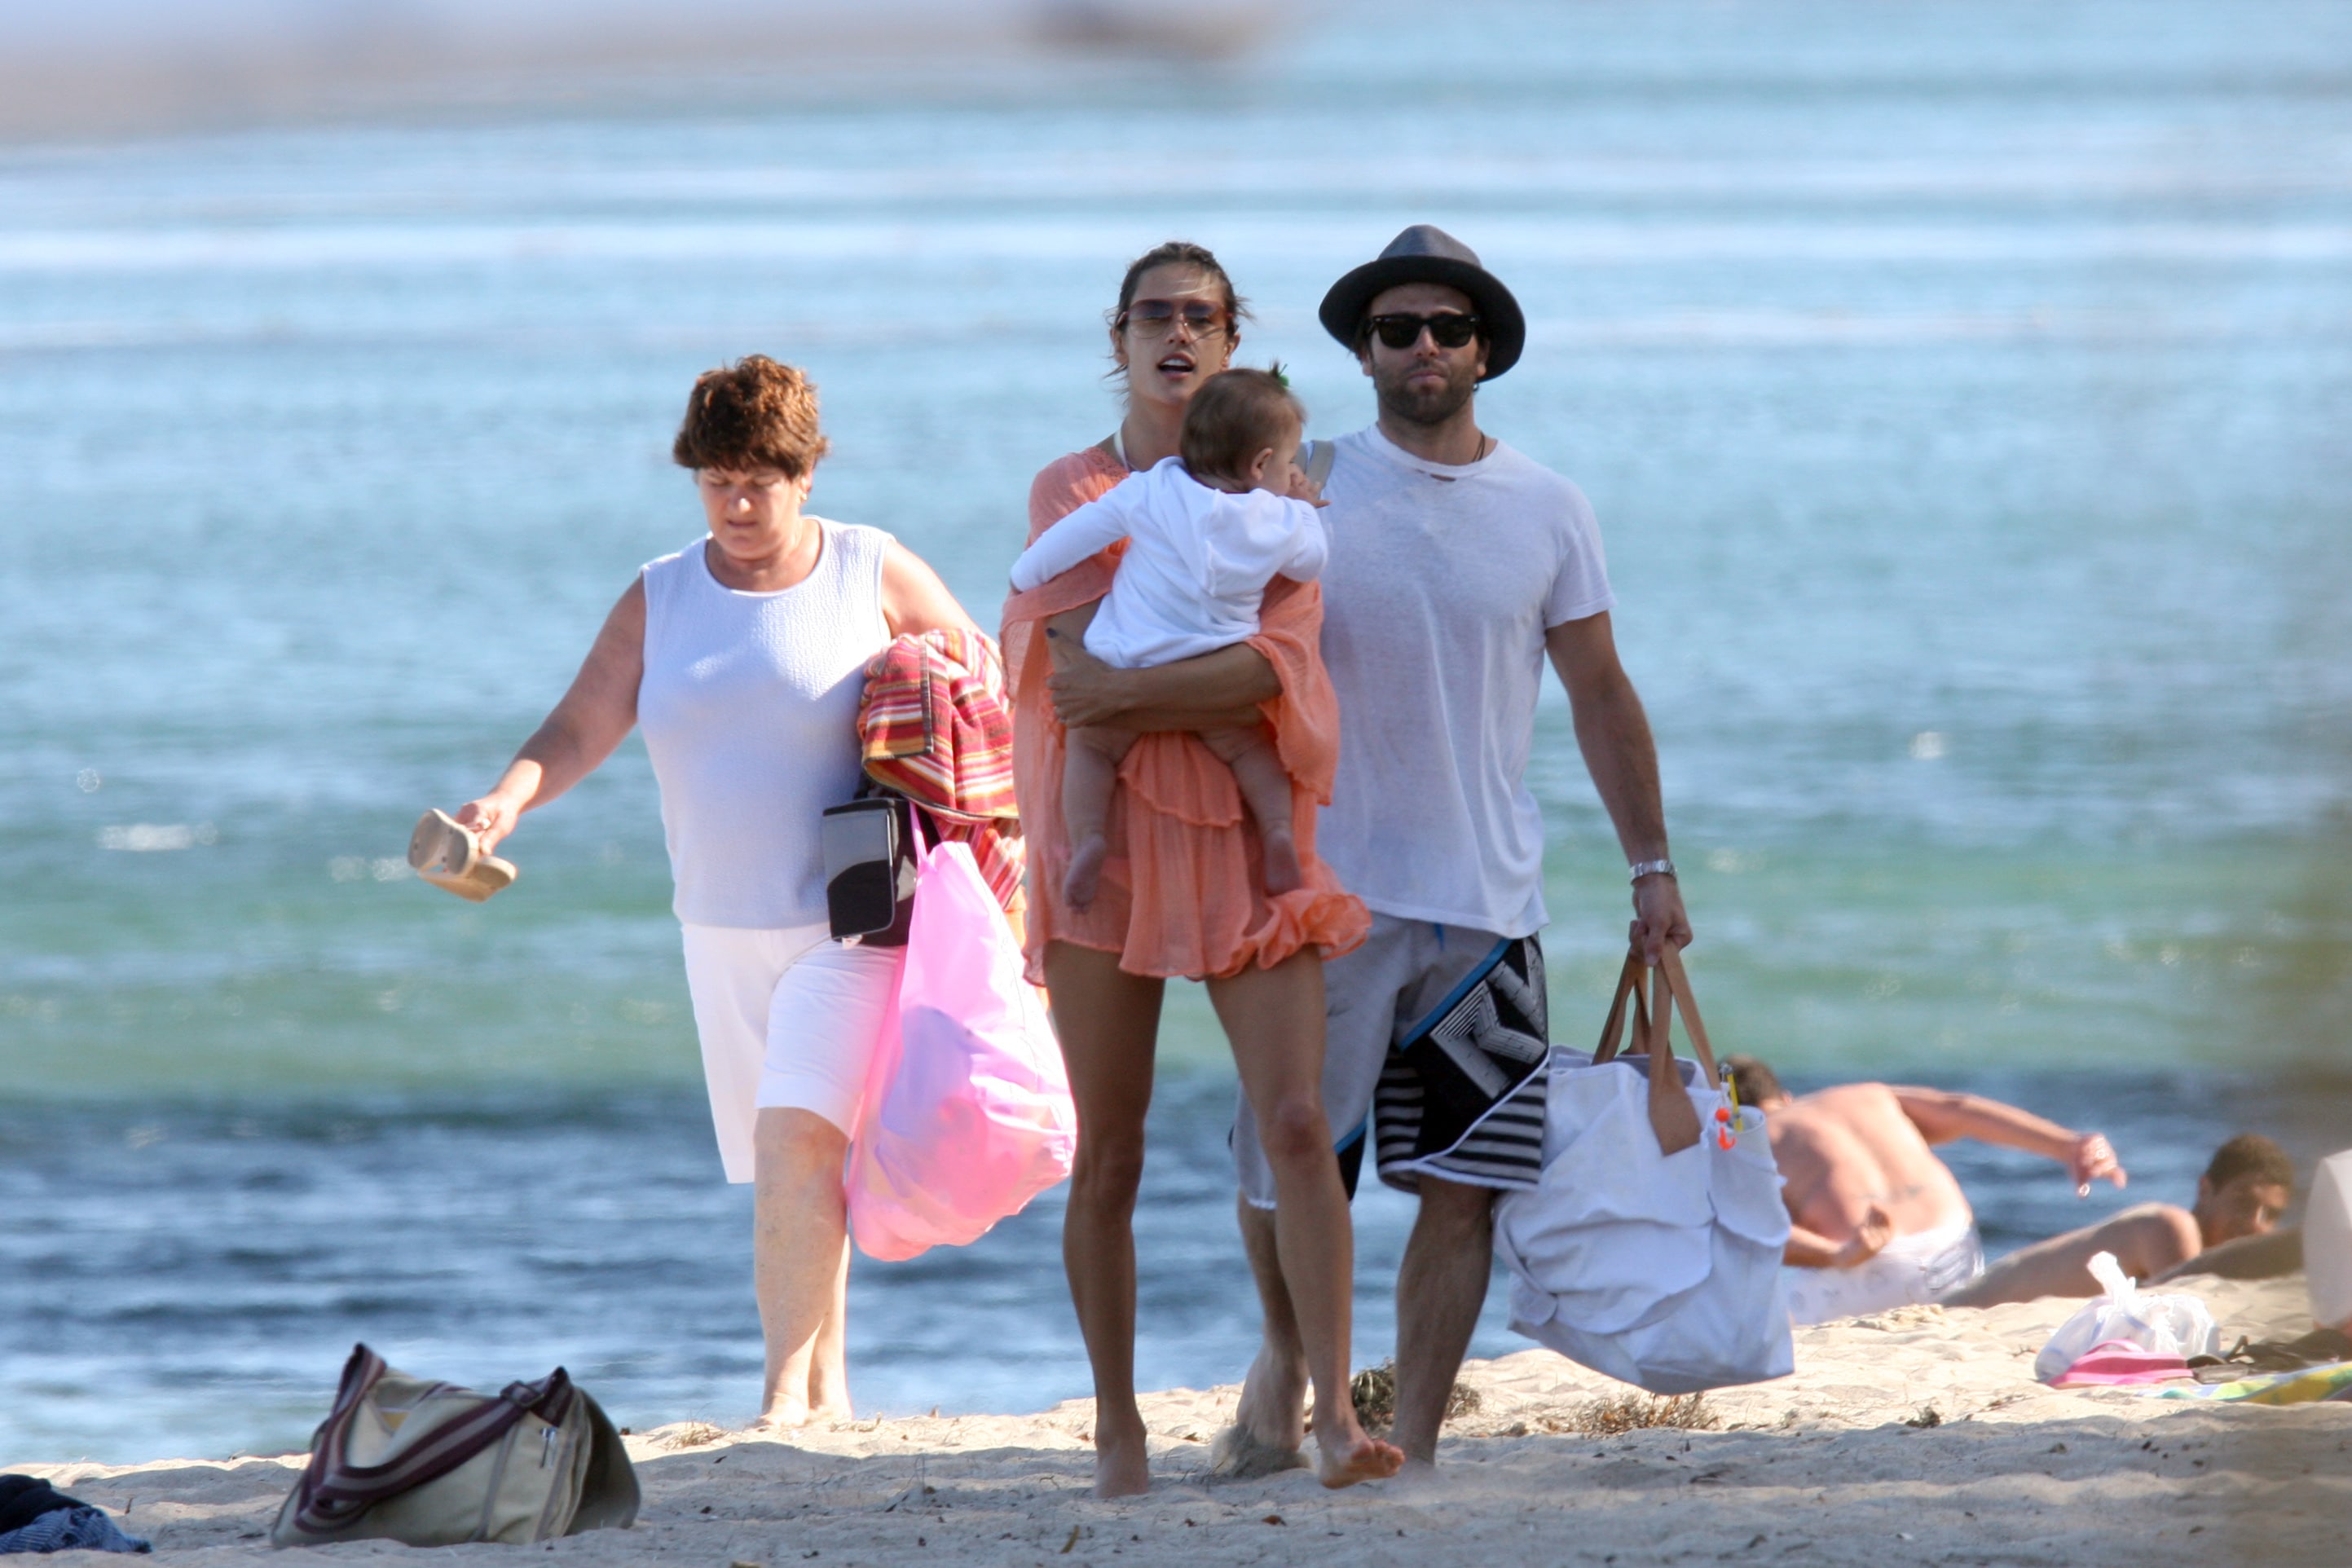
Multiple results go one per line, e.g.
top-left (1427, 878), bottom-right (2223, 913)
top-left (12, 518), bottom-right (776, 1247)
top-left (1367, 312), bottom-right (1482, 350)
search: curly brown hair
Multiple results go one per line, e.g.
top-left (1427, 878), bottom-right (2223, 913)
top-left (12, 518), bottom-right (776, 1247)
top-left (672, 355), bottom-right (830, 478)
top-left (2204, 1134), bottom-right (2294, 1194)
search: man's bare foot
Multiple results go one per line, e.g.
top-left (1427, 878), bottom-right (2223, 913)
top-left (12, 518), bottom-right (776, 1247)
top-left (752, 1401), bottom-right (812, 1432)
top-left (1235, 1342), bottom-right (1308, 1449)
top-left (1260, 825), bottom-right (1302, 896)
top-left (1311, 1425), bottom-right (1404, 1489)
top-left (1206, 1425), bottom-right (1310, 1479)
top-left (1091, 1417), bottom-right (1152, 1498)
top-left (1063, 835), bottom-right (1109, 910)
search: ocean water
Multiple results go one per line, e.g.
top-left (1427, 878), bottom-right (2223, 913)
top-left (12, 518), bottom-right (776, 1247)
top-left (3, 0), bottom-right (2350, 1464)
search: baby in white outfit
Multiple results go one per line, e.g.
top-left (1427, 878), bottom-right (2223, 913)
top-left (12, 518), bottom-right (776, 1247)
top-left (1010, 368), bottom-right (1328, 910)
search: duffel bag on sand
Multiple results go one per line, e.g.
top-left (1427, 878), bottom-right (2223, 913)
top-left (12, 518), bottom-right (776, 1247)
top-left (271, 1344), bottom-right (638, 1548)
top-left (1494, 950), bottom-right (1794, 1395)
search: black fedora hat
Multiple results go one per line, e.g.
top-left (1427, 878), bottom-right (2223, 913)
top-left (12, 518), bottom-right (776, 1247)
top-left (1318, 224), bottom-right (1525, 381)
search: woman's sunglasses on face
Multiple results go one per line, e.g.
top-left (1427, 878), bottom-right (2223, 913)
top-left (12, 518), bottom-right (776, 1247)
top-left (1368, 312), bottom-right (1483, 350)
top-left (1119, 299), bottom-right (1228, 337)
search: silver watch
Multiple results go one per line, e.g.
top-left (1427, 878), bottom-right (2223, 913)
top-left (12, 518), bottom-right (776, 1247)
top-left (1627, 858), bottom-right (1676, 883)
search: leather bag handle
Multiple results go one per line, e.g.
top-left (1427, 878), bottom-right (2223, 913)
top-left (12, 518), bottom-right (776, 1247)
top-left (1591, 953), bottom-right (1649, 1064)
top-left (1652, 948), bottom-right (1722, 1087)
top-left (1591, 949), bottom-right (1720, 1156)
top-left (1639, 961), bottom-right (1702, 1156)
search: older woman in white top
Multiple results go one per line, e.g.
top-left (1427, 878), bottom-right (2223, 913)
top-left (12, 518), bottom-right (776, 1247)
top-left (453, 355), bottom-right (980, 1428)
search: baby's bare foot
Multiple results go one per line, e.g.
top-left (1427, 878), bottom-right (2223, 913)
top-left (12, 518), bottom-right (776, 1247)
top-left (1313, 1428), bottom-right (1403, 1489)
top-left (1261, 826), bottom-right (1303, 896)
top-left (1064, 836), bottom-right (1109, 910)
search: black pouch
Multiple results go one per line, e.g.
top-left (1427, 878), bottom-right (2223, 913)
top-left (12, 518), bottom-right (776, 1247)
top-left (820, 792), bottom-right (926, 946)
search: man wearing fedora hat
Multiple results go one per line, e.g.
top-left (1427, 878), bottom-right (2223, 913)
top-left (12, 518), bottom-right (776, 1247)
top-left (1222, 225), bottom-right (1691, 1473)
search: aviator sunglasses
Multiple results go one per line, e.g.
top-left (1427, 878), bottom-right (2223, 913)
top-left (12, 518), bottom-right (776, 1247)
top-left (1118, 298), bottom-right (1228, 336)
top-left (1368, 311), bottom-right (1483, 350)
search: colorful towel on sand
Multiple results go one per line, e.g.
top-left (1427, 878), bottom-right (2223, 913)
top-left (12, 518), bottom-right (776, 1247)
top-left (859, 629), bottom-right (1023, 908)
top-left (2156, 1360), bottom-right (2352, 1404)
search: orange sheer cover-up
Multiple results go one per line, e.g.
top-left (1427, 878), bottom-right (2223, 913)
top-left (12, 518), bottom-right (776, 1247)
top-left (1002, 447), bottom-right (1369, 984)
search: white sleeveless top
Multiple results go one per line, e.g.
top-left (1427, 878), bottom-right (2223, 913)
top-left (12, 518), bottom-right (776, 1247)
top-left (637, 522), bottom-right (892, 928)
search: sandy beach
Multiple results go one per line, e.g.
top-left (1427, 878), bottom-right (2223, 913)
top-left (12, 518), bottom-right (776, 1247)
top-left (18, 1269), bottom-right (2347, 1566)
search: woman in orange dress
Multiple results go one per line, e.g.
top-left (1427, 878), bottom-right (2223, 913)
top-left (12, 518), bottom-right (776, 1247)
top-left (1002, 241), bottom-right (1399, 1497)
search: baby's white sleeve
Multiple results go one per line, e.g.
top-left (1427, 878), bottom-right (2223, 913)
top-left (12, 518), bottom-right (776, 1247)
top-left (1276, 499), bottom-right (1329, 582)
top-left (1008, 488), bottom-right (1134, 591)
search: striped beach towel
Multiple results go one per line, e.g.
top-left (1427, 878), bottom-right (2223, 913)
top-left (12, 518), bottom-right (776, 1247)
top-left (859, 628), bottom-right (1023, 908)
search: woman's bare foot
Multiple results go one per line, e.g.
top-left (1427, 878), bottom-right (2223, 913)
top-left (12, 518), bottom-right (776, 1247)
top-left (1064, 835), bottom-right (1110, 910)
top-left (1090, 1415), bottom-right (1152, 1498)
top-left (1260, 825), bottom-right (1302, 896)
top-left (1312, 1425), bottom-right (1404, 1490)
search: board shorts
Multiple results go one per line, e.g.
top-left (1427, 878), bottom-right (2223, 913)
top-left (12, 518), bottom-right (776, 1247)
top-left (679, 922), bottom-right (905, 1183)
top-left (1235, 913), bottom-right (1549, 1209)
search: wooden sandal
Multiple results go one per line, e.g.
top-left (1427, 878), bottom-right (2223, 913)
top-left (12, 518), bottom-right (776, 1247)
top-left (406, 808), bottom-right (518, 903)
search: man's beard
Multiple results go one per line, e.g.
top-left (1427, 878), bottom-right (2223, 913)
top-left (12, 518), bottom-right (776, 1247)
top-left (1374, 355), bottom-right (1479, 429)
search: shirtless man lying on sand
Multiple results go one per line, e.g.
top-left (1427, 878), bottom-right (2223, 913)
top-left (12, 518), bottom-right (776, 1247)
top-left (1942, 1133), bottom-right (2294, 1307)
top-left (1721, 1055), bottom-right (2124, 1324)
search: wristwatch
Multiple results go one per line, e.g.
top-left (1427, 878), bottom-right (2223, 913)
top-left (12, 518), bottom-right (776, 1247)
top-left (1627, 858), bottom-right (1676, 883)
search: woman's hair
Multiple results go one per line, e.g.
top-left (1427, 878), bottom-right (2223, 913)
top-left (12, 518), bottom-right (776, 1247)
top-left (672, 355), bottom-right (830, 478)
top-left (1108, 239), bottom-right (1249, 341)
top-left (1180, 368), bottom-right (1303, 482)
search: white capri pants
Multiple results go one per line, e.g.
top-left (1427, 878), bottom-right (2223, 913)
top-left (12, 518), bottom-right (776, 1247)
top-left (679, 922), bottom-right (905, 1183)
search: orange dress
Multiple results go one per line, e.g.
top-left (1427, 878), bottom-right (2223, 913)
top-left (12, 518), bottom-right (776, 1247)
top-left (1002, 447), bottom-right (1369, 983)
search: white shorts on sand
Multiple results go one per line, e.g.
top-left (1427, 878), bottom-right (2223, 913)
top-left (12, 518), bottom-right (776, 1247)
top-left (679, 922), bottom-right (904, 1183)
top-left (1782, 1217), bottom-right (1984, 1325)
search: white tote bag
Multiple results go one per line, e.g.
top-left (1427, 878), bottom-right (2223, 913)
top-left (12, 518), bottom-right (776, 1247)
top-left (1493, 950), bottom-right (1794, 1394)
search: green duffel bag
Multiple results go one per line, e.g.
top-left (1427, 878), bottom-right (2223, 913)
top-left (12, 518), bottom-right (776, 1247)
top-left (271, 1344), bottom-right (639, 1548)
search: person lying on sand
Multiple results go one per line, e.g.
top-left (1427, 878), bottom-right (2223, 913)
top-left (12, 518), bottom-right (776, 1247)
top-left (1941, 1134), bottom-right (2294, 1307)
top-left (1722, 1055), bottom-right (2123, 1325)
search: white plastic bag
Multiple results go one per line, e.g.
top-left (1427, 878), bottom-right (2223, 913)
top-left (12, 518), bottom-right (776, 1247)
top-left (2033, 1251), bottom-right (2220, 1383)
top-left (1493, 951), bottom-right (1794, 1395)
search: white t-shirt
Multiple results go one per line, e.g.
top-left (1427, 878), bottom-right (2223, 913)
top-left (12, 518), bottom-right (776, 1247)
top-left (1316, 425), bottom-right (1615, 936)
top-left (1006, 456), bottom-right (1327, 668)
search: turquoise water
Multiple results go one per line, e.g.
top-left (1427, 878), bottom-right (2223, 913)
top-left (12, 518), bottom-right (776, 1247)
top-left (2, 0), bottom-right (2350, 1463)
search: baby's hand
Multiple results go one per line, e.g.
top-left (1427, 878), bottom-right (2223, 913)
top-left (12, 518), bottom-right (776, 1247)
top-left (1285, 469), bottom-right (1328, 509)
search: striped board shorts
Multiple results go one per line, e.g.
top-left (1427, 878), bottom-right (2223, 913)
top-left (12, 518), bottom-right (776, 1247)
top-left (1234, 914), bottom-right (1549, 1208)
top-left (1371, 930), bottom-right (1549, 1194)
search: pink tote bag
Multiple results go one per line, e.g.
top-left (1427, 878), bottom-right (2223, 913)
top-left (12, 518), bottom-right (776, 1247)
top-left (845, 835), bottom-right (1076, 1262)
